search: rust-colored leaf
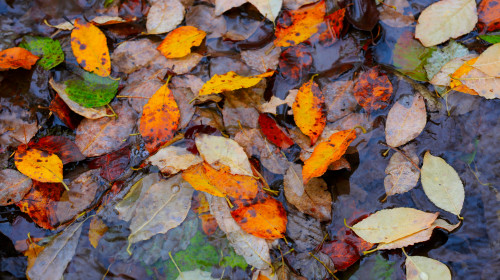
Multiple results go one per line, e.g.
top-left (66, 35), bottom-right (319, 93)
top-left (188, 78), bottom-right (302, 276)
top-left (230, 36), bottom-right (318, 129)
top-left (139, 82), bottom-right (180, 155)
top-left (450, 57), bottom-right (480, 95)
top-left (312, 8), bottom-right (346, 46)
top-left (49, 94), bottom-right (82, 130)
top-left (274, 0), bottom-right (326, 47)
top-left (478, 0), bottom-right (500, 32)
top-left (0, 47), bottom-right (39, 71)
top-left (29, 136), bottom-right (85, 164)
top-left (157, 26), bottom-right (206, 58)
top-left (302, 129), bottom-right (356, 184)
top-left (278, 44), bottom-right (313, 81)
top-left (14, 145), bottom-right (64, 184)
top-left (204, 163), bottom-right (259, 201)
top-left (192, 192), bottom-right (218, 236)
top-left (71, 19), bottom-right (111, 77)
top-left (292, 76), bottom-right (326, 145)
top-left (89, 216), bottom-right (108, 248)
top-left (182, 163), bottom-right (226, 197)
top-left (353, 67), bottom-right (393, 112)
top-left (231, 194), bottom-right (287, 239)
top-left (88, 145), bottom-right (131, 182)
top-left (198, 71), bottom-right (274, 97)
top-left (258, 113), bottom-right (294, 149)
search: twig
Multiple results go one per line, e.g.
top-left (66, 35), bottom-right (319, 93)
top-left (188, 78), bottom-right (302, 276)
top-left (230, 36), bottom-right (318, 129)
top-left (379, 143), bottom-right (421, 171)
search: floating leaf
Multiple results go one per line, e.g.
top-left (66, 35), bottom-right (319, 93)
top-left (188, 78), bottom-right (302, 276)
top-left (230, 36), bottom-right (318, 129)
top-left (292, 76), bottom-right (326, 145)
top-left (89, 216), bottom-right (108, 248)
top-left (351, 208), bottom-right (439, 244)
top-left (405, 256), bottom-right (452, 280)
top-left (29, 136), bottom-right (85, 164)
top-left (146, 0), bottom-right (185, 35)
top-left (64, 71), bottom-right (119, 108)
top-left (0, 47), bottom-right (39, 71)
top-left (392, 31), bottom-right (434, 82)
top-left (197, 71), bottom-right (274, 97)
top-left (424, 40), bottom-right (469, 81)
top-left (14, 145), bottom-right (64, 184)
top-left (302, 129), bottom-right (356, 184)
top-left (430, 55), bottom-right (476, 87)
top-left (449, 57), bottom-right (480, 95)
top-left (148, 146), bottom-right (202, 175)
top-left (478, 0), bottom-right (500, 32)
top-left (353, 67), bottom-right (392, 112)
top-left (384, 146), bottom-right (420, 196)
top-left (139, 82), bottom-right (180, 154)
top-left (415, 0), bottom-right (477, 47)
top-left (71, 19), bottom-right (111, 77)
top-left (182, 164), bottom-right (226, 197)
top-left (278, 44), bottom-right (313, 81)
top-left (0, 169), bottom-right (32, 206)
top-left (88, 145), bottom-right (131, 181)
top-left (19, 36), bottom-right (64, 70)
top-left (312, 8), bottom-right (346, 46)
top-left (258, 114), bottom-right (294, 149)
top-left (385, 94), bottom-right (427, 148)
top-left (453, 59), bottom-right (500, 99)
top-left (157, 26), bottom-right (206, 59)
top-left (248, 0), bottom-right (283, 22)
top-left (472, 43), bottom-right (500, 77)
top-left (479, 34), bottom-right (500, 44)
top-left (421, 151), bottom-right (465, 216)
top-left (115, 174), bottom-right (161, 222)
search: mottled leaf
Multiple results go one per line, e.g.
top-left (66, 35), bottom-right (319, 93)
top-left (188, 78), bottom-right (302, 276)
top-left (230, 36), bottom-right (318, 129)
top-left (0, 169), bottom-right (32, 206)
top-left (0, 47), bottom-right (39, 71)
top-left (71, 19), bottom-right (110, 77)
top-left (29, 136), bottom-right (85, 164)
top-left (353, 67), bottom-right (392, 112)
top-left (19, 36), bottom-right (64, 70)
top-left (14, 145), bottom-right (64, 184)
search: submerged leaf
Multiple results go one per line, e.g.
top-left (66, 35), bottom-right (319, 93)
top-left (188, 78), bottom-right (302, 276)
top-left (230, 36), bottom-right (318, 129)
top-left (353, 67), bottom-right (392, 112)
top-left (89, 216), bottom-right (108, 248)
top-left (385, 94), bottom-right (427, 148)
top-left (424, 40), bottom-right (469, 81)
top-left (384, 146), bottom-right (420, 196)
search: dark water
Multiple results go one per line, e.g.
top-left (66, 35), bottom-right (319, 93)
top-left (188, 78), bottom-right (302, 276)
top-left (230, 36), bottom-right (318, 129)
top-left (0, 0), bottom-right (499, 279)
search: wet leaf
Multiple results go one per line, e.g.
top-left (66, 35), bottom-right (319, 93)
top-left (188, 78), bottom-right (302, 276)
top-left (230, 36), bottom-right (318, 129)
top-left (346, 0), bottom-right (379, 31)
top-left (71, 19), bottom-right (111, 77)
top-left (88, 145), bottom-right (131, 181)
top-left (0, 169), bottom-right (32, 206)
top-left (321, 230), bottom-right (373, 271)
top-left (292, 76), bottom-right (326, 145)
top-left (192, 192), bottom-right (218, 236)
top-left (19, 36), bottom-right (64, 70)
top-left (478, 0), bottom-right (500, 32)
top-left (0, 47), bottom-right (39, 71)
top-left (286, 208), bottom-right (324, 252)
top-left (415, 0), bottom-right (477, 47)
top-left (29, 136), bottom-right (85, 164)
top-left (204, 163), bottom-right (259, 200)
top-left (278, 44), bottom-right (313, 81)
top-left (182, 164), bottom-right (226, 197)
top-left (258, 89), bottom-right (298, 114)
top-left (147, 0), bottom-right (185, 35)
top-left (14, 145), bottom-right (64, 184)
top-left (64, 71), bottom-right (119, 108)
top-left (353, 67), bottom-right (393, 112)
top-left (49, 94), bottom-right (82, 130)
top-left (139, 82), bottom-right (180, 154)
top-left (479, 34), bottom-right (500, 44)
top-left (384, 146), bottom-right (420, 196)
top-left (258, 113), bottom-right (294, 149)
top-left (405, 256), bottom-right (451, 280)
top-left (421, 151), bottom-right (464, 216)
top-left (216, 0), bottom-right (282, 22)
top-left (472, 43), bottom-right (500, 77)
top-left (176, 269), bottom-right (217, 280)
top-left (392, 31), bottom-right (434, 82)
top-left (449, 57), bottom-right (480, 95)
top-left (111, 38), bottom-right (164, 74)
top-left (148, 146), bottom-right (203, 175)
top-left (324, 80), bottom-right (357, 122)
top-left (453, 59), bottom-right (500, 99)
top-left (157, 26), bottom-right (206, 59)
top-left (385, 94), bottom-right (426, 148)
top-left (302, 129), bottom-right (356, 184)
top-left (429, 55), bottom-right (476, 87)
top-left (22, 240), bottom-right (44, 274)
top-left (424, 40), bottom-right (469, 81)
top-left (215, 0), bottom-right (247, 16)
top-left (351, 208), bottom-right (439, 244)
top-left (115, 174), bottom-right (162, 222)
top-left (195, 134), bottom-right (253, 176)
top-left (274, 0), bottom-right (326, 47)
top-left (312, 8), bottom-right (346, 46)
top-left (241, 42), bottom-right (281, 73)
top-left (27, 220), bottom-right (84, 280)
top-left (89, 216), bottom-right (108, 248)
top-left (197, 71), bottom-right (274, 97)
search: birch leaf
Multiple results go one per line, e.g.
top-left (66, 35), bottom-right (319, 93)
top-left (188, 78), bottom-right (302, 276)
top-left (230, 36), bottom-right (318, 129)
top-left (147, 0), bottom-right (185, 35)
top-left (351, 208), bottom-right (439, 244)
top-left (385, 94), bottom-right (426, 148)
top-left (405, 256), bottom-right (451, 280)
top-left (421, 151), bottom-right (465, 216)
top-left (384, 146), bottom-right (420, 196)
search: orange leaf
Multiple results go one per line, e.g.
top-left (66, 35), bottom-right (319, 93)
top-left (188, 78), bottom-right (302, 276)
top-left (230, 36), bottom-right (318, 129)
top-left (478, 0), bottom-right (500, 32)
top-left (292, 76), bottom-right (326, 145)
top-left (71, 19), bottom-right (111, 77)
top-left (450, 57), bottom-right (479, 96)
top-left (0, 47), bottom-right (39, 71)
top-left (157, 26), bottom-right (206, 58)
top-left (274, 0), bottom-right (326, 47)
top-left (204, 163), bottom-right (259, 201)
top-left (89, 216), bottom-right (108, 248)
top-left (182, 163), bottom-right (226, 197)
top-left (231, 195), bottom-right (287, 239)
top-left (353, 67), bottom-right (393, 112)
top-left (302, 129), bottom-right (356, 184)
top-left (23, 241), bottom-right (44, 272)
top-left (14, 145), bottom-right (64, 184)
top-left (139, 82), bottom-right (180, 154)
top-left (198, 71), bottom-right (274, 97)
top-left (192, 192), bottom-right (218, 236)
top-left (313, 8), bottom-right (346, 46)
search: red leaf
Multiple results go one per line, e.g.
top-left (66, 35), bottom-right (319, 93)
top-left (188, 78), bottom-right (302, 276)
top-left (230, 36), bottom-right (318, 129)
top-left (49, 94), bottom-right (82, 130)
top-left (29, 136), bottom-right (85, 164)
top-left (88, 145), bottom-right (131, 182)
top-left (258, 114), bottom-right (294, 149)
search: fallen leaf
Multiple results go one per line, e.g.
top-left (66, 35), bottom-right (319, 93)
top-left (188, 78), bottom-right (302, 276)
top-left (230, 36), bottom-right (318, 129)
top-left (292, 76), bottom-right (326, 145)
top-left (111, 39), bottom-right (164, 74)
top-left (147, 0), bottom-right (185, 34)
top-left (449, 57), bottom-right (481, 95)
top-left (302, 129), bottom-right (356, 184)
top-left (22, 240), bottom-right (44, 274)
top-left (278, 44), bottom-right (313, 81)
top-left (157, 26), bottom-right (206, 59)
top-left (195, 134), bottom-right (253, 176)
top-left (176, 269), bottom-right (217, 280)
top-left (286, 208), bottom-right (324, 252)
top-left (290, 251), bottom-right (335, 279)
top-left (258, 89), bottom-right (298, 114)
top-left (479, 34), bottom-right (500, 44)
top-left (345, 0), bottom-right (379, 31)
top-left (29, 136), bottom-right (85, 164)
top-left (71, 19), bottom-right (111, 77)
top-left (392, 31), bottom-right (434, 82)
top-left (115, 173), bottom-right (162, 222)
top-left (478, 0), bottom-right (500, 32)
top-left (384, 146), bottom-right (420, 196)
top-left (321, 228), bottom-right (373, 271)
top-left (192, 192), bottom-right (218, 236)
top-left (421, 151), bottom-right (465, 216)
top-left (274, 0), bottom-right (326, 47)
top-left (241, 42), bottom-right (281, 73)
top-left (89, 216), bottom-right (108, 248)
top-left (27, 220), bottom-right (85, 280)
top-left (164, 53), bottom-right (204, 75)
top-left (353, 67), bottom-right (393, 112)
top-left (19, 36), bottom-right (64, 70)
top-left (379, 1), bottom-right (414, 28)
top-left (14, 145), bottom-right (64, 184)
top-left (205, 163), bottom-right (259, 200)
top-left (0, 169), bottom-right (32, 206)
top-left (405, 256), bottom-right (451, 280)
top-left (64, 71), bottom-right (119, 108)
top-left (472, 43), bottom-right (500, 77)
top-left (350, 208), bottom-right (439, 244)
top-left (0, 47), bottom-right (39, 71)
top-left (148, 146), bottom-right (203, 175)
top-left (248, 0), bottom-right (283, 22)
top-left (88, 145), bottom-right (131, 181)
top-left (182, 164), bottom-right (226, 197)
top-left (311, 8), bottom-right (346, 46)
top-left (458, 65), bottom-right (500, 99)
top-left (49, 94), bottom-right (82, 130)
top-left (197, 71), bottom-right (274, 97)
top-left (385, 93), bottom-right (427, 147)
top-left (415, 0), bottom-right (477, 47)
top-left (214, 0), bottom-right (247, 16)
top-left (424, 40), bottom-right (469, 82)
top-left (283, 0), bottom-right (319, 10)
top-left (186, 4), bottom-right (227, 39)
top-left (430, 55), bottom-right (476, 86)
top-left (139, 82), bottom-right (180, 154)
top-left (258, 114), bottom-right (294, 149)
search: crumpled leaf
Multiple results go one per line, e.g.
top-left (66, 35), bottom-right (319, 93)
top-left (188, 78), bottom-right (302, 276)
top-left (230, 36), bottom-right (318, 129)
top-left (384, 146), bottom-right (420, 196)
top-left (89, 216), bottom-right (108, 248)
top-left (405, 256), bottom-right (451, 280)
top-left (148, 146), bottom-right (203, 175)
top-left (197, 71), bottom-right (274, 97)
top-left (302, 129), bottom-right (356, 184)
top-left (19, 36), bottom-right (64, 70)
top-left (29, 136), bottom-right (85, 164)
top-left (64, 71), bottom-right (119, 108)
top-left (27, 220), bottom-right (84, 280)
top-left (424, 40), bottom-right (469, 81)
top-left (157, 26), bottom-right (206, 59)
top-left (385, 93), bottom-right (427, 147)
top-left (478, 0), bottom-right (500, 32)
top-left (421, 151), bottom-right (464, 216)
top-left (351, 208), bottom-right (439, 244)
top-left (258, 113), bottom-right (294, 149)
top-left (147, 0), bottom-right (185, 35)
top-left (195, 134), bottom-right (253, 176)
top-left (472, 43), bottom-right (500, 77)
top-left (292, 76), bottom-right (326, 145)
top-left (14, 145), bottom-right (64, 184)
top-left (182, 164), bottom-right (226, 197)
top-left (0, 47), bottom-right (39, 71)
top-left (415, 0), bottom-right (477, 47)
top-left (353, 67), bottom-right (392, 112)
top-left (0, 169), bottom-right (32, 206)
top-left (71, 19), bottom-right (110, 77)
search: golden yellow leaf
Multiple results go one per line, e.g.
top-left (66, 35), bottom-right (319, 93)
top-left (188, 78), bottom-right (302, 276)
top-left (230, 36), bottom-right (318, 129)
top-left (198, 71), bottom-right (274, 97)
top-left (88, 216), bottom-right (108, 248)
top-left (157, 26), bottom-right (206, 58)
top-left (182, 163), bottom-right (226, 197)
top-left (14, 145), bottom-right (64, 184)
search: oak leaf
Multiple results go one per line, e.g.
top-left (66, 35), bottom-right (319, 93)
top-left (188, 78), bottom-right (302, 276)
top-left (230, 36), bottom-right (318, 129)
top-left (157, 26), bottom-right (206, 59)
top-left (0, 47), bottom-right (39, 71)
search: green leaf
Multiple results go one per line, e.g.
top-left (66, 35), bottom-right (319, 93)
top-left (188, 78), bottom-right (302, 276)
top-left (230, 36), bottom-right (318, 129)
top-left (479, 34), bottom-right (500, 44)
top-left (64, 71), bottom-right (119, 108)
top-left (424, 40), bottom-right (469, 81)
top-left (104, 0), bottom-right (115, 7)
top-left (393, 31), bottom-right (435, 82)
top-left (19, 36), bottom-right (64, 70)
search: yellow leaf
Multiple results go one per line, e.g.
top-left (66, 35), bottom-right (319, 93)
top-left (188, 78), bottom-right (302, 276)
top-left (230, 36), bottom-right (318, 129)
top-left (14, 145), bottom-right (64, 184)
top-left (157, 26), bottom-right (206, 58)
top-left (198, 71), bottom-right (274, 97)
top-left (88, 216), bottom-right (108, 248)
top-left (24, 241), bottom-right (44, 274)
top-left (182, 163), bottom-right (226, 197)
top-left (472, 43), bottom-right (500, 77)
top-left (405, 256), bottom-right (451, 280)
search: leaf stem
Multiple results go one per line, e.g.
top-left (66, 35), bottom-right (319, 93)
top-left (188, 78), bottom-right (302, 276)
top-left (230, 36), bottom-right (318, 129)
top-left (379, 143), bottom-right (421, 171)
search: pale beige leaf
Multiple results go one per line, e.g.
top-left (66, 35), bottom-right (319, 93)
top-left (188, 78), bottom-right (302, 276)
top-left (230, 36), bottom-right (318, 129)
top-left (164, 53), bottom-right (203, 75)
top-left (415, 0), bottom-right (477, 47)
top-left (146, 0), bottom-right (185, 34)
top-left (258, 89), bottom-right (297, 115)
top-left (421, 151), bottom-right (464, 216)
top-left (460, 67), bottom-right (500, 99)
top-left (195, 134), bottom-right (253, 176)
top-left (385, 93), bottom-right (426, 147)
top-left (176, 269), bottom-right (217, 280)
top-left (430, 55), bottom-right (477, 86)
top-left (406, 256), bottom-right (451, 280)
top-left (116, 174), bottom-right (161, 222)
top-left (248, 0), bottom-right (283, 22)
top-left (111, 39), bottom-right (164, 74)
top-left (351, 208), bottom-right (439, 244)
top-left (147, 146), bottom-right (203, 175)
top-left (283, 0), bottom-right (318, 10)
top-left (472, 43), bottom-right (500, 77)
top-left (0, 169), bottom-right (32, 206)
top-left (215, 0), bottom-right (247, 16)
top-left (384, 145), bottom-right (420, 196)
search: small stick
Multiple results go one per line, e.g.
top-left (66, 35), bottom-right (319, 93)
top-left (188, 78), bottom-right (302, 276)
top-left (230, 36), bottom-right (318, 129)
top-left (379, 143), bottom-right (421, 171)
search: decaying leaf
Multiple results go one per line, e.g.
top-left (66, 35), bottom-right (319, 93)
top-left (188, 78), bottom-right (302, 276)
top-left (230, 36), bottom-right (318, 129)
top-left (19, 36), bottom-right (64, 70)
top-left (472, 43), bottom-right (500, 77)
top-left (0, 47), bottom-right (39, 71)
top-left (71, 19), bottom-right (110, 77)
top-left (405, 256), bottom-right (452, 280)
top-left (157, 26), bottom-right (206, 59)
top-left (424, 40), bottom-right (469, 82)
top-left (148, 146), bottom-right (203, 175)
top-left (458, 66), bottom-right (500, 99)
top-left (421, 151), bottom-right (464, 216)
top-left (258, 90), bottom-right (298, 115)
top-left (478, 0), bottom-right (500, 32)
top-left (89, 216), bottom-right (108, 248)
top-left (384, 146), bottom-right (420, 196)
top-left (353, 67), bottom-right (393, 112)
top-left (449, 57), bottom-right (481, 96)
top-left (215, 0), bottom-right (283, 22)
top-left (241, 42), bottom-right (281, 74)
top-left (415, 0), bottom-right (477, 47)
top-left (146, 0), bottom-right (185, 35)
top-left (176, 269), bottom-right (217, 280)
top-left (0, 169), bottom-right (32, 206)
top-left (14, 145), bottom-right (64, 184)
top-left (258, 114), bottom-right (294, 149)
top-left (197, 71), bottom-right (274, 98)
top-left (88, 145), bottom-right (131, 182)
top-left (192, 192), bottom-right (218, 236)
top-left (430, 55), bottom-right (476, 87)
top-left (29, 136), bottom-right (85, 164)
top-left (392, 31), bottom-right (434, 82)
